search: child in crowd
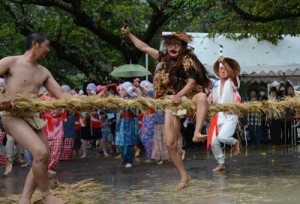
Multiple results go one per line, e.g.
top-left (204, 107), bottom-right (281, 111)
top-left (100, 111), bottom-right (113, 156)
top-left (114, 82), bottom-right (138, 168)
top-left (40, 87), bottom-right (64, 176)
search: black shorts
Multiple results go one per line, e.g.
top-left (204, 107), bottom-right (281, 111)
top-left (91, 127), bottom-right (102, 139)
top-left (80, 126), bottom-right (92, 140)
top-left (80, 127), bottom-right (102, 140)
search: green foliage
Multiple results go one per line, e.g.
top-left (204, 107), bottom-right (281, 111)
top-left (169, 0), bottom-right (300, 44)
top-left (0, 0), bottom-right (299, 87)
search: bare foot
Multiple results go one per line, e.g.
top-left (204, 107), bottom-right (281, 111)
top-left (48, 169), bottom-right (57, 178)
top-left (233, 140), bottom-right (240, 156)
top-left (21, 163), bottom-right (29, 168)
top-left (157, 160), bottom-right (163, 165)
top-left (134, 149), bottom-right (140, 158)
top-left (43, 194), bottom-right (64, 204)
top-left (181, 150), bottom-right (186, 160)
top-left (72, 151), bottom-right (79, 159)
top-left (3, 160), bottom-right (13, 176)
top-left (18, 158), bottom-right (26, 164)
top-left (143, 159), bottom-right (154, 164)
top-left (80, 154), bottom-right (87, 159)
top-left (176, 174), bottom-right (191, 190)
top-left (19, 197), bottom-right (31, 204)
top-left (192, 133), bottom-right (207, 143)
top-left (213, 163), bottom-right (226, 172)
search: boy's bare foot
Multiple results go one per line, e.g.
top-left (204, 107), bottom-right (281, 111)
top-left (43, 194), bottom-right (64, 204)
top-left (176, 174), bottom-right (191, 190)
top-left (3, 160), bottom-right (13, 176)
top-left (192, 133), bottom-right (207, 142)
top-left (233, 140), bottom-right (240, 156)
top-left (213, 163), bottom-right (226, 172)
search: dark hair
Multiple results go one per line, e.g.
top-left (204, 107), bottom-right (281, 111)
top-left (249, 88), bottom-right (257, 94)
top-left (269, 86), bottom-right (277, 94)
top-left (157, 48), bottom-right (211, 89)
top-left (285, 84), bottom-right (294, 96)
top-left (25, 32), bottom-right (48, 51)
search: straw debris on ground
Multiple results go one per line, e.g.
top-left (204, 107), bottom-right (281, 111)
top-left (0, 179), bottom-right (104, 204)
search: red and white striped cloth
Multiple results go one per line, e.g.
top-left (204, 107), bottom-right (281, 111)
top-left (48, 137), bottom-right (63, 170)
top-left (60, 138), bottom-right (75, 160)
top-left (0, 151), bottom-right (8, 166)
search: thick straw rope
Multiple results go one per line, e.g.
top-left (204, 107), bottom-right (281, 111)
top-left (3, 94), bottom-right (300, 117)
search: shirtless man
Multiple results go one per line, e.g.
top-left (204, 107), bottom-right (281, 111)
top-left (121, 27), bottom-right (210, 189)
top-left (0, 32), bottom-right (64, 204)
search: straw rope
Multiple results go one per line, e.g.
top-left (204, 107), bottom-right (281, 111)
top-left (2, 94), bottom-right (299, 117)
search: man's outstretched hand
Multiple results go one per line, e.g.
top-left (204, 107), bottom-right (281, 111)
top-left (121, 27), bottom-right (130, 36)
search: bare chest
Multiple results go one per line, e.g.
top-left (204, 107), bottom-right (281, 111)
top-left (7, 63), bottom-right (47, 91)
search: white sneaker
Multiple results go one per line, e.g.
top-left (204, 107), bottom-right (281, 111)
top-left (125, 163), bottom-right (132, 168)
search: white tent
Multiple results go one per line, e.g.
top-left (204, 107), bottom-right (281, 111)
top-left (162, 32), bottom-right (300, 84)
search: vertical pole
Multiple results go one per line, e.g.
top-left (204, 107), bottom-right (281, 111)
top-left (146, 54), bottom-right (149, 81)
top-left (219, 45), bottom-right (223, 68)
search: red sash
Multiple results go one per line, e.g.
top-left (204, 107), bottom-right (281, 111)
top-left (206, 114), bottom-right (218, 152)
top-left (143, 109), bottom-right (155, 115)
top-left (120, 112), bottom-right (136, 118)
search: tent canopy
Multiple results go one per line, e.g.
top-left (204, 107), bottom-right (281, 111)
top-left (161, 32), bottom-right (300, 84)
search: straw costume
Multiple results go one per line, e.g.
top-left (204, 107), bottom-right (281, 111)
top-left (154, 33), bottom-right (210, 104)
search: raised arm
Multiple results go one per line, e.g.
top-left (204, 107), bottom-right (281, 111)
top-left (121, 27), bottom-right (159, 60)
top-left (219, 56), bottom-right (238, 87)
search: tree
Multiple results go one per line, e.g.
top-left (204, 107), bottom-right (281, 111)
top-left (170, 0), bottom-right (300, 44)
top-left (0, 0), bottom-right (185, 83)
top-left (0, 0), bottom-right (299, 86)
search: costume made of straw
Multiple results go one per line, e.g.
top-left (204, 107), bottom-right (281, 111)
top-left (154, 33), bottom-right (209, 100)
top-left (153, 33), bottom-right (210, 118)
top-left (207, 58), bottom-right (241, 164)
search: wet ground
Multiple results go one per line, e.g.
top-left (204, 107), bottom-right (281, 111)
top-left (1, 144), bottom-right (300, 203)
